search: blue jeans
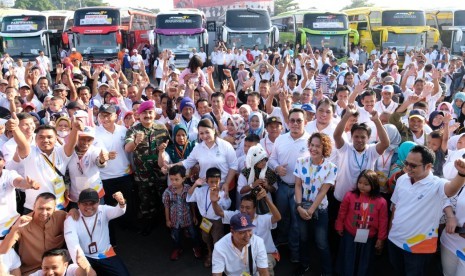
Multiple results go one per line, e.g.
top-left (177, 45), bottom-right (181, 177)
top-left (87, 255), bottom-right (130, 276)
top-left (171, 224), bottom-right (201, 249)
top-left (275, 181), bottom-right (300, 260)
top-left (388, 240), bottom-right (433, 276)
top-left (298, 208), bottom-right (332, 275)
top-left (336, 231), bottom-right (375, 276)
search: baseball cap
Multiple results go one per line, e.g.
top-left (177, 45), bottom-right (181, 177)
top-left (301, 103), bottom-right (316, 113)
top-left (53, 83), bottom-right (68, 91)
top-left (19, 82), bottom-right (30, 89)
top-left (237, 61), bottom-right (245, 66)
top-left (74, 110), bottom-right (88, 118)
top-left (133, 49), bottom-right (138, 53)
top-left (383, 76), bottom-right (395, 83)
top-left (71, 48), bottom-right (76, 52)
top-left (340, 63), bottom-right (348, 69)
top-left (66, 101), bottom-right (85, 110)
top-left (230, 213), bottom-right (256, 232)
top-left (22, 102), bottom-right (35, 110)
top-left (98, 82), bottom-right (110, 89)
top-left (99, 104), bottom-right (117, 114)
top-left (348, 57), bottom-right (355, 62)
top-left (78, 188), bottom-right (99, 203)
top-left (382, 85), bottom-right (394, 93)
top-left (72, 78), bottom-right (83, 84)
top-left (79, 126), bottom-right (95, 138)
top-left (265, 116), bottom-right (282, 126)
top-left (123, 111), bottom-right (134, 119)
top-left (0, 79), bottom-right (8, 85)
top-left (124, 49), bottom-right (129, 53)
top-left (409, 109), bottom-right (427, 121)
top-left (137, 100), bottom-right (155, 114)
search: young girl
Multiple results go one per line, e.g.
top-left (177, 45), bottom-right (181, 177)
top-left (335, 170), bottom-right (388, 276)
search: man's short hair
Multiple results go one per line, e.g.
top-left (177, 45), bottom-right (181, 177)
top-left (259, 79), bottom-right (270, 85)
top-left (206, 167), bottom-right (221, 180)
top-left (288, 108), bottom-right (305, 118)
top-left (77, 86), bottom-right (91, 94)
top-left (350, 122), bottom-right (371, 137)
top-left (360, 90), bottom-right (376, 101)
top-left (410, 145), bottom-right (435, 166)
top-left (240, 194), bottom-right (256, 208)
top-left (247, 91), bottom-right (260, 100)
top-left (211, 92), bottom-right (225, 100)
top-left (35, 124), bottom-right (57, 135)
top-left (17, 112), bottom-right (33, 121)
top-left (244, 134), bottom-right (260, 143)
top-left (35, 192), bottom-right (56, 203)
top-left (42, 249), bottom-right (69, 262)
top-left (169, 165), bottom-right (186, 178)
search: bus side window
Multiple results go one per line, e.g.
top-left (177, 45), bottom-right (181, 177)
top-left (358, 22), bottom-right (368, 31)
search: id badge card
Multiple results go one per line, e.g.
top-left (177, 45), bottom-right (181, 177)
top-left (241, 272), bottom-right (251, 276)
top-left (88, 242), bottom-right (98, 254)
top-left (200, 217), bottom-right (213, 233)
top-left (354, 228), bottom-right (369, 243)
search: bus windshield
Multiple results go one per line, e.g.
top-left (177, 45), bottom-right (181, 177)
top-left (2, 36), bottom-right (45, 57)
top-left (455, 11), bottom-right (465, 26)
top-left (227, 33), bottom-right (270, 49)
top-left (226, 10), bottom-right (271, 31)
top-left (303, 14), bottom-right (348, 31)
top-left (74, 9), bottom-right (119, 27)
top-left (382, 32), bottom-right (425, 53)
top-left (1, 16), bottom-right (46, 33)
top-left (452, 32), bottom-right (465, 55)
top-left (382, 11), bottom-right (425, 26)
top-left (306, 34), bottom-right (347, 58)
top-left (157, 34), bottom-right (202, 54)
top-left (75, 33), bottom-right (119, 54)
top-left (156, 14), bottom-right (203, 29)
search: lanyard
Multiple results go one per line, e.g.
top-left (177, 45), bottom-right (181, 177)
top-left (204, 189), bottom-right (212, 216)
top-left (174, 144), bottom-right (188, 160)
top-left (183, 116), bottom-right (193, 139)
top-left (359, 197), bottom-right (371, 229)
top-left (380, 150), bottom-right (394, 169)
top-left (82, 212), bottom-right (99, 242)
top-left (264, 137), bottom-right (272, 156)
top-left (353, 150), bottom-right (366, 173)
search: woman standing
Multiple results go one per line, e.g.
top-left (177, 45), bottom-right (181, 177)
top-left (294, 133), bottom-right (337, 275)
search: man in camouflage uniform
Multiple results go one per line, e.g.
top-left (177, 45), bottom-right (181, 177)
top-left (125, 101), bottom-right (169, 235)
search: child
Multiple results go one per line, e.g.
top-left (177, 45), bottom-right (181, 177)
top-left (162, 165), bottom-right (202, 261)
top-left (187, 167), bottom-right (231, 268)
top-left (335, 170), bottom-right (388, 276)
top-left (426, 112), bottom-right (451, 177)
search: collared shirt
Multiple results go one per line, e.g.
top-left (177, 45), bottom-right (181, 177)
top-left (269, 132), bottom-right (311, 184)
top-left (389, 172), bottom-right (448, 253)
top-left (15, 211), bottom-right (67, 275)
top-left (176, 114), bottom-right (199, 142)
top-left (162, 185), bottom-right (192, 228)
top-left (182, 138), bottom-right (238, 184)
top-left (186, 185), bottom-right (231, 220)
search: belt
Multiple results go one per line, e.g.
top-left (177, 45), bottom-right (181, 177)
top-left (279, 179), bottom-right (295, 188)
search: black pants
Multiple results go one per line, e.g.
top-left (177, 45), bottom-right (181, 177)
top-left (87, 255), bottom-right (130, 276)
top-left (218, 64), bottom-right (226, 83)
top-left (102, 175), bottom-right (137, 245)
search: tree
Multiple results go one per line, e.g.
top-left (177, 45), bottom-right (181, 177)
top-left (14, 0), bottom-right (56, 11)
top-left (341, 0), bottom-right (374, 10)
top-left (49, 0), bottom-right (106, 10)
top-left (274, 0), bottom-right (299, 16)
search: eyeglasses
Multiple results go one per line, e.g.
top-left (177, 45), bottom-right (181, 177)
top-left (289, 118), bottom-right (303, 124)
top-left (403, 161), bottom-right (422, 169)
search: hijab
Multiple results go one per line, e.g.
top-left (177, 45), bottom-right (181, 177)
top-left (453, 92), bottom-right (465, 117)
top-left (166, 124), bottom-right (196, 163)
top-left (223, 92), bottom-right (238, 115)
top-left (396, 141), bottom-right (417, 167)
top-left (383, 124), bottom-right (401, 151)
top-left (437, 102), bottom-right (454, 116)
top-left (428, 111), bottom-right (444, 131)
top-left (248, 112), bottom-right (264, 137)
top-left (228, 114), bottom-right (247, 149)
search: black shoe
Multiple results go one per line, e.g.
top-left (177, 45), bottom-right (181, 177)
top-left (293, 265), bottom-right (310, 276)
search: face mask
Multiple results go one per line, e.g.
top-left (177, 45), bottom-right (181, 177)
top-left (57, 130), bottom-right (69, 138)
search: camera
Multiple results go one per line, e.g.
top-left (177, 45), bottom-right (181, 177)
top-left (251, 185), bottom-right (262, 198)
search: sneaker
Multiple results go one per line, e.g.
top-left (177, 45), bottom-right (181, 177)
top-left (293, 265), bottom-right (310, 276)
top-left (193, 247), bottom-right (202, 259)
top-left (170, 249), bottom-right (182, 261)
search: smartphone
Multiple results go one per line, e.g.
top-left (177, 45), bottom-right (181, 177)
top-left (455, 227), bottom-right (465, 234)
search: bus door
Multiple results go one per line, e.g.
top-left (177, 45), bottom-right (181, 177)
top-left (49, 32), bottom-right (63, 69)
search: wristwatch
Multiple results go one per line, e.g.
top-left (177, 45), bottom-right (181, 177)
top-left (296, 203), bottom-right (303, 209)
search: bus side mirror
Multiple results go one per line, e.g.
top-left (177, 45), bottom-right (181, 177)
top-left (222, 27), bottom-right (227, 42)
top-left (456, 29), bottom-right (463, 43)
top-left (350, 29), bottom-right (360, 45)
top-left (382, 30), bottom-right (388, 42)
top-left (116, 31), bottom-right (123, 44)
top-left (203, 30), bottom-right (209, 45)
top-left (274, 26), bottom-right (279, 43)
top-left (62, 32), bottom-right (69, 45)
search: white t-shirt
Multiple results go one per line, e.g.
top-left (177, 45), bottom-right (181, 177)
top-left (253, 72), bottom-right (272, 92)
top-left (20, 146), bottom-right (71, 210)
top-left (304, 120), bottom-right (340, 163)
top-left (374, 100), bottom-right (398, 115)
top-left (68, 146), bottom-right (105, 202)
top-left (182, 138), bottom-right (238, 184)
top-left (334, 143), bottom-right (380, 201)
top-left (94, 125), bottom-right (132, 180)
top-left (29, 264), bottom-right (79, 276)
top-left (0, 243), bottom-right (21, 273)
top-left (176, 114), bottom-right (199, 142)
top-left (389, 173), bottom-right (448, 253)
top-left (294, 157), bottom-right (337, 209)
top-left (64, 205), bottom-right (126, 263)
top-left (212, 233), bottom-right (268, 275)
top-left (0, 169), bottom-right (20, 237)
top-left (153, 58), bottom-right (164, 78)
top-left (268, 132), bottom-right (311, 184)
top-left (223, 211), bottom-right (277, 254)
top-left (130, 54), bottom-right (143, 69)
top-left (440, 189), bottom-right (465, 257)
top-left (186, 185), bottom-right (231, 220)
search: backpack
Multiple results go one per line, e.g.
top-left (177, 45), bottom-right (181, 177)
top-left (141, 49), bottom-right (147, 60)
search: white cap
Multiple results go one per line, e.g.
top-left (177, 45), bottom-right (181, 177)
top-left (382, 85), bottom-right (394, 93)
top-left (71, 48), bottom-right (76, 52)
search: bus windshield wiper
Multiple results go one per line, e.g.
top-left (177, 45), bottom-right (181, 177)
top-left (246, 8), bottom-right (264, 16)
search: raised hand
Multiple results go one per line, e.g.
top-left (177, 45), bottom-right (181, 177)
top-left (454, 159), bottom-right (465, 176)
top-left (345, 103), bottom-right (358, 115)
top-left (99, 150), bottom-right (109, 163)
top-left (370, 110), bottom-right (380, 122)
top-left (134, 131), bottom-right (145, 145)
top-left (223, 69), bottom-right (231, 78)
top-left (112, 191), bottom-right (125, 205)
top-left (12, 215), bottom-right (32, 230)
top-left (24, 176), bottom-right (40, 190)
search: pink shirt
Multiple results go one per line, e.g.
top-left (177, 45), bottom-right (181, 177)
top-left (335, 192), bottom-right (388, 240)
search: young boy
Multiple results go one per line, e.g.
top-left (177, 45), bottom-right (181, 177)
top-left (426, 113), bottom-right (451, 178)
top-left (187, 167), bottom-right (231, 268)
top-left (162, 165), bottom-right (202, 261)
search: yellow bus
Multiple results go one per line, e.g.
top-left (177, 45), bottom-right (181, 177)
top-left (344, 7), bottom-right (439, 61)
top-left (426, 9), bottom-right (465, 56)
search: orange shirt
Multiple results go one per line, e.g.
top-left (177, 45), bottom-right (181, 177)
top-left (14, 211), bottom-right (67, 275)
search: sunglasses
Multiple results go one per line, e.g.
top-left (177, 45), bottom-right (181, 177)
top-left (289, 118), bottom-right (303, 124)
top-left (403, 161), bottom-right (422, 169)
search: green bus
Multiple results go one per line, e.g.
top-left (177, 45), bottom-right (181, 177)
top-left (271, 10), bottom-right (359, 58)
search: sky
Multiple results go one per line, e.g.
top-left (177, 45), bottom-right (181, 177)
top-left (104, 0), bottom-right (463, 12)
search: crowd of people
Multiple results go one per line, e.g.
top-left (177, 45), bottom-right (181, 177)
top-left (0, 39), bottom-right (465, 276)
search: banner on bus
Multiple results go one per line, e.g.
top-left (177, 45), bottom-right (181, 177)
top-left (173, 0), bottom-right (274, 19)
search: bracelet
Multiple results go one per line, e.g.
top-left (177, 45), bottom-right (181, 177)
top-left (458, 172), bottom-right (465, 177)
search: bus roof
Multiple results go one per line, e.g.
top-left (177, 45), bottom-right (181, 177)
top-left (344, 7), bottom-right (424, 15)
top-left (272, 9), bottom-right (347, 19)
top-left (157, 9), bottom-right (205, 16)
top-left (75, 6), bottom-right (155, 16)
